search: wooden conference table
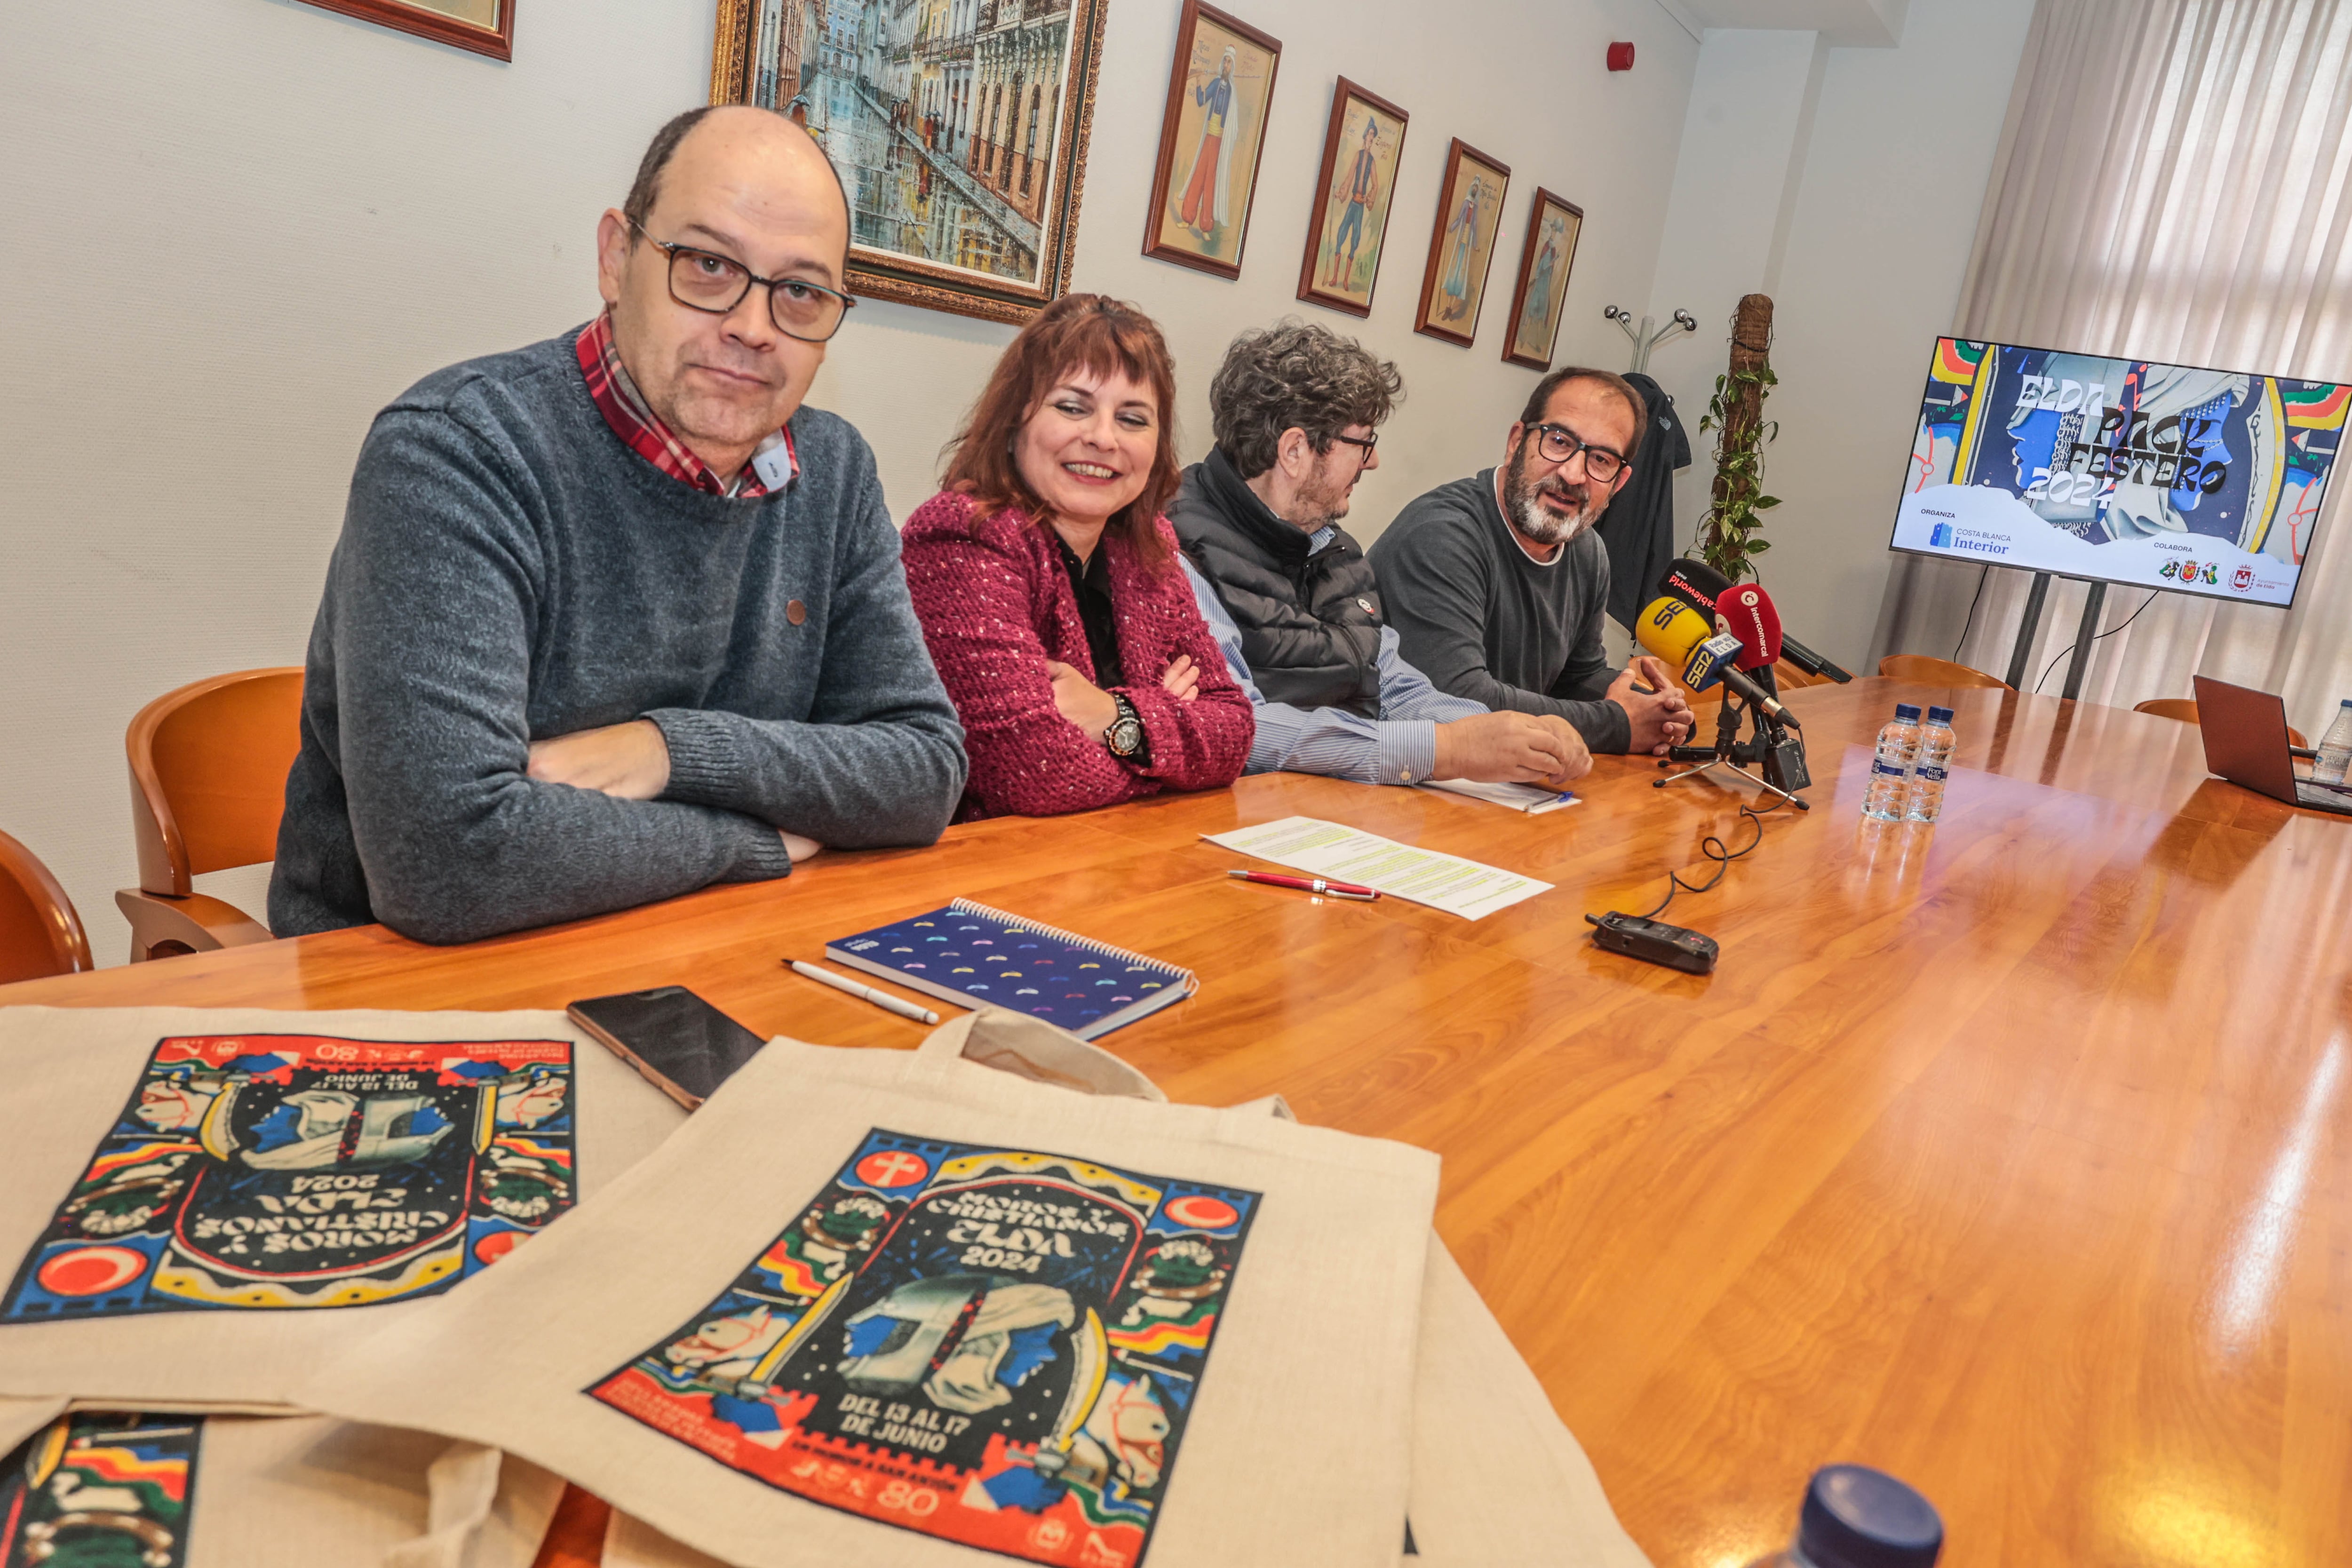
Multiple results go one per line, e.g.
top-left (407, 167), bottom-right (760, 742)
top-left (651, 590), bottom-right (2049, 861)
top-left (6, 676), bottom-right (2350, 1566)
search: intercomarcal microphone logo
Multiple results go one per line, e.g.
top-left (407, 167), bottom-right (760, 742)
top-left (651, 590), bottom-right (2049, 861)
top-left (1930, 522), bottom-right (1954, 549)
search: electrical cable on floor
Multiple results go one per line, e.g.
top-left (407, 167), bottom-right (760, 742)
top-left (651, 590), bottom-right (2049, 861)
top-left (2032, 590), bottom-right (2158, 694)
top-left (1953, 565), bottom-right (1991, 661)
top-left (1636, 794), bottom-right (1794, 922)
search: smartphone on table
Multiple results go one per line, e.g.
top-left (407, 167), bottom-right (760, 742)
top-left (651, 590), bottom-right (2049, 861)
top-left (566, 986), bottom-right (768, 1111)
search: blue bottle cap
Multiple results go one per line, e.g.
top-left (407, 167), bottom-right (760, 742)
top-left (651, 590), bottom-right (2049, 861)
top-left (1893, 704), bottom-right (1923, 722)
top-left (1926, 706), bottom-right (1955, 724)
top-left (1797, 1465), bottom-right (1943, 1568)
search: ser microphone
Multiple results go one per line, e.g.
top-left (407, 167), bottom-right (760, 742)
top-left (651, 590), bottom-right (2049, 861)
top-left (1683, 633), bottom-right (1803, 730)
top-left (1634, 595), bottom-right (1718, 672)
top-left (1716, 583), bottom-right (1784, 672)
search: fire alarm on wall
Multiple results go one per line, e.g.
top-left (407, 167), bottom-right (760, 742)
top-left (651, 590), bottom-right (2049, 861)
top-left (1607, 41), bottom-right (1635, 71)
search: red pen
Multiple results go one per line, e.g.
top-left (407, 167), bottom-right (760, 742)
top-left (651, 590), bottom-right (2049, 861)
top-left (1227, 869), bottom-right (1381, 901)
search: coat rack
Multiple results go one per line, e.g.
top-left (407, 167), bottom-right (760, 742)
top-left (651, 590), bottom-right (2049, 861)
top-left (1603, 306), bottom-right (1697, 374)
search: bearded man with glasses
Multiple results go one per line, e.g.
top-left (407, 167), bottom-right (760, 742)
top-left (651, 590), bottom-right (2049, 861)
top-left (1370, 367), bottom-right (1694, 756)
top-left (271, 106), bottom-right (966, 944)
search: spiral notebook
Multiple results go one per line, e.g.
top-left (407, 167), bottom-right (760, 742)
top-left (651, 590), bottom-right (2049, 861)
top-left (823, 899), bottom-right (1198, 1039)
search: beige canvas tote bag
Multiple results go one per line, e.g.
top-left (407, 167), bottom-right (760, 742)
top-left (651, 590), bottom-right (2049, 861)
top-left (0, 1006), bottom-right (684, 1410)
top-left (598, 1023), bottom-right (1650, 1568)
top-left (293, 1012), bottom-right (1441, 1568)
top-left (0, 1406), bottom-right (563, 1568)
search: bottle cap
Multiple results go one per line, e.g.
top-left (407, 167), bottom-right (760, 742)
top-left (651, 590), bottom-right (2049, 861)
top-left (1796, 1465), bottom-right (1943, 1568)
top-left (1893, 704), bottom-right (1922, 722)
top-left (1926, 706), bottom-right (1955, 724)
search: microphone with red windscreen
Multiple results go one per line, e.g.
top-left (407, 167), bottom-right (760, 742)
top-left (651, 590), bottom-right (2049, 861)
top-left (1716, 583), bottom-right (1785, 672)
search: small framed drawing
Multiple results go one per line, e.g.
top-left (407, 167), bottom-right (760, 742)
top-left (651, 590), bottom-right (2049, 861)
top-left (1144, 1), bottom-right (1282, 279)
top-left (1297, 79), bottom-right (1408, 318)
top-left (1503, 189), bottom-right (1585, 369)
top-left (708, 0), bottom-right (1110, 325)
top-left (298, 0), bottom-right (512, 58)
top-left (1413, 139), bottom-right (1510, 347)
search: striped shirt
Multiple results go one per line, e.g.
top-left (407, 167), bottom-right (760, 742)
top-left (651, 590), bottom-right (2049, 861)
top-left (1181, 531), bottom-right (1485, 786)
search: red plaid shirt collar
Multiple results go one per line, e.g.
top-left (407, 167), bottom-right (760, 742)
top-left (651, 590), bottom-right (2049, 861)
top-left (575, 313), bottom-right (798, 499)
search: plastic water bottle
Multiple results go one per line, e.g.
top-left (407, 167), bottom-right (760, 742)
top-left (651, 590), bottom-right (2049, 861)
top-left (1743, 1464), bottom-right (1943, 1568)
top-left (1904, 706), bottom-right (1957, 824)
top-left (2316, 699), bottom-right (2352, 785)
top-left (1861, 704), bottom-right (1923, 821)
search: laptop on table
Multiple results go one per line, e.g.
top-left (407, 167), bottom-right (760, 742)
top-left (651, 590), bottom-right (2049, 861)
top-left (2193, 675), bottom-right (2352, 815)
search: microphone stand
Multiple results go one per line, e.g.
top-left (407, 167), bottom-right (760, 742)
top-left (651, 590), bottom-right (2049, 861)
top-left (1653, 682), bottom-right (1812, 810)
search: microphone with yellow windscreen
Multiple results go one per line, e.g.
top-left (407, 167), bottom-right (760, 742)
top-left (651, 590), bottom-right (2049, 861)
top-left (1634, 595), bottom-right (1803, 728)
top-left (1634, 595), bottom-right (1718, 674)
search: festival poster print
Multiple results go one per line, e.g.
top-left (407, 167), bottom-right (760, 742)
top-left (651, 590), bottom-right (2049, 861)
top-left (3, 1035), bottom-right (576, 1319)
top-left (0, 1412), bottom-right (202, 1568)
top-left (590, 1131), bottom-right (1260, 1568)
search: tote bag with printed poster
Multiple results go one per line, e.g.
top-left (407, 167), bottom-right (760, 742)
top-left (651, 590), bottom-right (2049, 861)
top-left (0, 1008), bottom-right (684, 1411)
top-left (294, 1014), bottom-right (1441, 1568)
top-left (604, 1016), bottom-right (1651, 1568)
top-left (0, 1406), bottom-right (563, 1568)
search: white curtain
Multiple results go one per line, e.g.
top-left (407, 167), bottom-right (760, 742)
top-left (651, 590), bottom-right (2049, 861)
top-left (1871, 0), bottom-right (2352, 737)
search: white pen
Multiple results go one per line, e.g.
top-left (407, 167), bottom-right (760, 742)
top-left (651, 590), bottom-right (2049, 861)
top-left (785, 958), bottom-right (941, 1024)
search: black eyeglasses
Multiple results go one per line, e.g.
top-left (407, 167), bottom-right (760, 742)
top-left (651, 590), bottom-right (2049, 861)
top-left (1328, 431), bottom-right (1378, 466)
top-left (628, 217), bottom-right (855, 343)
top-left (1528, 422), bottom-right (1627, 484)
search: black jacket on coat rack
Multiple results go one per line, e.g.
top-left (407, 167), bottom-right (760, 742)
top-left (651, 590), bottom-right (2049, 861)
top-left (1597, 371), bottom-right (1692, 632)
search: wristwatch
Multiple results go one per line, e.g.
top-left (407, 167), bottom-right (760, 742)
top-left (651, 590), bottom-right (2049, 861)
top-left (1103, 694), bottom-right (1146, 759)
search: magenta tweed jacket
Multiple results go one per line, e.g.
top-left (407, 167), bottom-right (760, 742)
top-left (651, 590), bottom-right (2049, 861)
top-left (901, 489), bottom-right (1254, 820)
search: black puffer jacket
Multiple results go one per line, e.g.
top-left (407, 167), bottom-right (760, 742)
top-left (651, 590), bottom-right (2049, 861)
top-left (1168, 448), bottom-right (1384, 717)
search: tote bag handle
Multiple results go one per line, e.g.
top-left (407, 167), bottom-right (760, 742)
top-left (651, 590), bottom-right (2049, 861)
top-left (914, 1009), bottom-right (1167, 1102)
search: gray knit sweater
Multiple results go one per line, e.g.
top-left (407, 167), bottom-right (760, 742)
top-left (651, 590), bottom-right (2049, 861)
top-left (270, 328), bottom-right (967, 944)
top-left (1368, 469), bottom-right (1631, 754)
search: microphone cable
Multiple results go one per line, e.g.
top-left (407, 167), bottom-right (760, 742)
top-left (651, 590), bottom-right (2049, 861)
top-left (1634, 793), bottom-right (1796, 922)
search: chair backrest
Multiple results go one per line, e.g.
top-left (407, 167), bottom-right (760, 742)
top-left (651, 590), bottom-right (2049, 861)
top-left (1877, 654), bottom-right (2014, 691)
top-left (128, 669), bottom-right (306, 897)
top-left (2135, 695), bottom-right (2309, 749)
top-left (0, 828), bottom-right (93, 984)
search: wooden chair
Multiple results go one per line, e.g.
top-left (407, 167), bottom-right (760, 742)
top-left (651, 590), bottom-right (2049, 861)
top-left (2134, 696), bottom-right (2310, 749)
top-left (0, 829), bottom-right (93, 984)
top-left (116, 668), bottom-right (304, 963)
top-left (1878, 654), bottom-right (2014, 691)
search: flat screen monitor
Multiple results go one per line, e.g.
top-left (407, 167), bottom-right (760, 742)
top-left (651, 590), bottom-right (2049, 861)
top-left (1890, 337), bottom-right (2344, 607)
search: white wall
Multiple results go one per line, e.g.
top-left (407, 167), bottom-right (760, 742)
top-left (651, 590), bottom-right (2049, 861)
top-left (0, 0), bottom-right (1697, 963)
top-left (1642, 0), bottom-right (2036, 670)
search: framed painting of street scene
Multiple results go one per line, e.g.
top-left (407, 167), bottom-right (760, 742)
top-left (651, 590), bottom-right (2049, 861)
top-left (1295, 78), bottom-right (1408, 319)
top-left (1143, 1), bottom-right (1282, 280)
top-left (1412, 138), bottom-right (1509, 348)
top-left (710, 0), bottom-right (1109, 324)
top-left (1503, 188), bottom-right (1583, 369)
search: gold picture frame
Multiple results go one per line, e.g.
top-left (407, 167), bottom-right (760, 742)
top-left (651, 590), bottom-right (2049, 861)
top-left (1502, 189), bottom-right (1584, 370)
top-left (708, 0), bottom-right (1108, 325)
top-left (1412, 138), bottom-right (1509, 348)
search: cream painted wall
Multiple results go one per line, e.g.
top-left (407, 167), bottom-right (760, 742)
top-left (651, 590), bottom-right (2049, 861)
top-left (0, 0), bottom-right (1697, 964)
top-left (1646, 0), bottom-right (2036, 671)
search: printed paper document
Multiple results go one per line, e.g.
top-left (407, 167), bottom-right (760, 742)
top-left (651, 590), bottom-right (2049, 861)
top-left (1204, 816), bottom-right (1552, 920)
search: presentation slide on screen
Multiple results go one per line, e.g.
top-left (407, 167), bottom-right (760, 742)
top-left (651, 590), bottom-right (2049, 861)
top-left (1891, 338), bottom-right (2346, 608)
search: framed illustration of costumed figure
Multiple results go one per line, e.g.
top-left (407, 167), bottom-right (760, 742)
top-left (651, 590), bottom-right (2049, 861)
top-left (708, 0), bottom-right (1109, 324)
top-left (1412, 139), bottom-right (1510, 348)
top-left (1144, 1), bottom-right (1282, 279)
top-left (1296, 79), bottom-right (1408, 318)
top-left (1503, 188), bottom-right (1584, 369)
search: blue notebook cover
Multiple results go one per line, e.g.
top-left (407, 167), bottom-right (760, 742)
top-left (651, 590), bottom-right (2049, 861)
top-left (824, 899), bottom-right (1196, 1039)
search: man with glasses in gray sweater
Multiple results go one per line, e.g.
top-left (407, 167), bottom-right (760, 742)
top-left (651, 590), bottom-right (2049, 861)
top-left (271, 106), bottom-right (966, 943)
top-left (1370, 367), bottom-right (1693, 757)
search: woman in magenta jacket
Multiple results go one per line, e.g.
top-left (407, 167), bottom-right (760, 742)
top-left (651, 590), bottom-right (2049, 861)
top-left (903, 294), bottom-right (1253, 820)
